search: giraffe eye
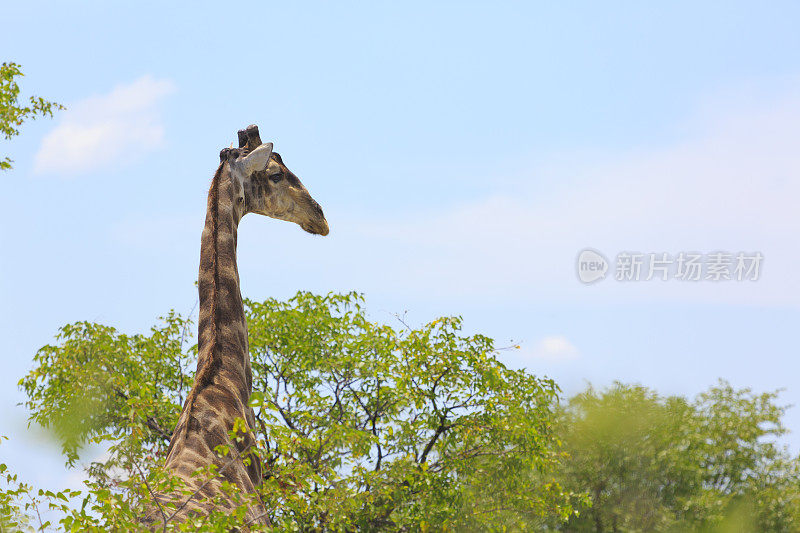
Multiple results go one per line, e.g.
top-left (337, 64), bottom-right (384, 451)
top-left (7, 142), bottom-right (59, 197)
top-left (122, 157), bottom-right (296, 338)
top-left (269, 173), bottom-right (282, 183)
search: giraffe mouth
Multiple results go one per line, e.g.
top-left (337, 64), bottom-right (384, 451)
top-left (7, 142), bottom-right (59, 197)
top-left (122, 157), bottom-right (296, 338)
top-left (299, 200), bottom-right (329, 235)
top-left (302, 219), bottom-right (329, 236)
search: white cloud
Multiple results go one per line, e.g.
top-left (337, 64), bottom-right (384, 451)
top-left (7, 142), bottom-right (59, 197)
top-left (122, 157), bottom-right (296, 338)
top-left (34, 76), bottom-right (175, 176)
top-left (527, 336), bottom-right (580, 362)
top-left (317, 85), bottom-right (800, 307)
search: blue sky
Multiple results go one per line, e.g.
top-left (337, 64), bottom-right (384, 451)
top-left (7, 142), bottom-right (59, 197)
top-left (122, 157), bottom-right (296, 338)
top-left (2, 2), bottom-right (800, 492)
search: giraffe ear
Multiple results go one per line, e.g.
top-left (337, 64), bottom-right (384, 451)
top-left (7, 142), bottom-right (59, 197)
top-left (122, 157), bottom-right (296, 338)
top-left (239, 142), bottom-right (273, 174)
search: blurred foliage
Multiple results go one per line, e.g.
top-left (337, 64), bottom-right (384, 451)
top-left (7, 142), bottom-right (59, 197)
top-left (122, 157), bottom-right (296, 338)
top-left (550, 382), bottom-right (800, 532)
top-left (0, 62), bottom-right (63, 171)
top-left (11, 291), bottom-right (574, 531)
top-left (20, 313), bottom-right (194, 467)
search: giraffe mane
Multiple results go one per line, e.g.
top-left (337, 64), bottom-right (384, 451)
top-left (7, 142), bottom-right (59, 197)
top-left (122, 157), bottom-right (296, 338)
top-left (169, 161), bottom-right (226, 450)
top-left (196, 161), bottom-right (225, 390)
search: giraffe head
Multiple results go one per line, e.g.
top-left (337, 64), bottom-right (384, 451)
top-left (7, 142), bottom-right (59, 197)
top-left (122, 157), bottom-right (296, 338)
top-left (221, 124), bottom-right (329, 236)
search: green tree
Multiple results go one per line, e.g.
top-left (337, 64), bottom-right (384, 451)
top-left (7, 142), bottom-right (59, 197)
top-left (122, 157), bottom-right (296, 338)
top-left (14, 291), bottom-right (576, 531)
top-left (553, 382), bottom-right (800, 533)
top-left (1, 62), bottom-right (63, 171)
top-left (11, 293), bottom-right (800, 531)
top-left (550, 384), bottom-right (693, 532)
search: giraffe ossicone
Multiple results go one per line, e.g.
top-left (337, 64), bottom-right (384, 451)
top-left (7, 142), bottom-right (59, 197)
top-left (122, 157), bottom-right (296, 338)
top-left (143, 124), bottom-right (328, 528)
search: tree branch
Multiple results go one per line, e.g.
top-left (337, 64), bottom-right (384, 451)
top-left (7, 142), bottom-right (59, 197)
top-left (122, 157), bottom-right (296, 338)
top-left (133, 459), bottom-right (168, 532)
top-left (146, 416), bottom-right (173, 443)
top-left (419, 418), bottom-right (452, 464)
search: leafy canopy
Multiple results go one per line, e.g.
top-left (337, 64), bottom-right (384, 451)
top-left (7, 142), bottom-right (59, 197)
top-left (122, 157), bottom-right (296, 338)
top-left (10, 291), bottom-right (800, 531)
top-left (0, 61), bottom-right (63, 170)
top-left (15, 291), bottom-right (576, 531)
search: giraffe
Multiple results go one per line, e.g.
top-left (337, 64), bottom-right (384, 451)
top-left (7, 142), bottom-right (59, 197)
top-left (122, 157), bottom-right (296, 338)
top-left (143, 124), bottom-right (328, 528)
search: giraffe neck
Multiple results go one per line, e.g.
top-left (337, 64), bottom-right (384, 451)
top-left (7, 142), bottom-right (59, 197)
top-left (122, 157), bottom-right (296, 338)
top-left (194, 162), bottom-right (250, 401)
top-left (160, 163), bottom-right (265, 524)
